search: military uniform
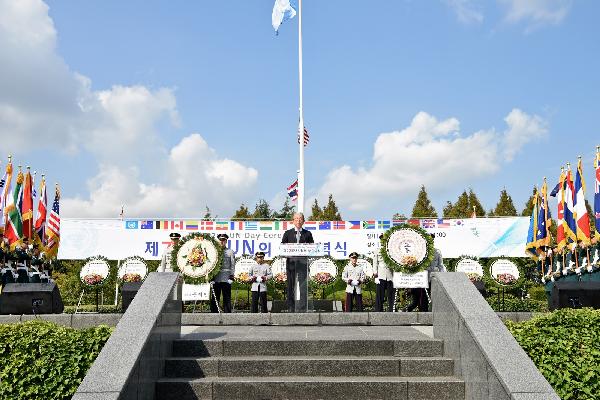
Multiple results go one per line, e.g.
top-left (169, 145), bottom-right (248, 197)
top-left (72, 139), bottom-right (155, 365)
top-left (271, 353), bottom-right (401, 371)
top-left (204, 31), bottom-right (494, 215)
top-left (373, 251), bottom-right (394, 312)
top-left (158, 232), bottom-right (181, 273)
top-left (250, 252), bottom-right (272, 313)
top-left (407, 243), bottom-right (445, 312)
top-left (342, 253), bottom-right (366, 312)
top-left (210, 234), bottom-right (236, 313)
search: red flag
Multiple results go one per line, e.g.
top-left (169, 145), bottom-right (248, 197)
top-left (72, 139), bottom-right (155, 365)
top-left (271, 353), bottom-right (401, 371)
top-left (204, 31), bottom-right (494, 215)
top-left (556, 170), bottom-right (566, 251)
top-left (34, 176), bottom-right (47, 247)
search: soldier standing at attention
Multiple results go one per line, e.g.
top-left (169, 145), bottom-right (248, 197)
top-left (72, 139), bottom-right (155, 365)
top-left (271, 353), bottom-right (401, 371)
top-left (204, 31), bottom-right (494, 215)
top-left (373, 234), bottom-right (394, 312)
top-left (158, 232), bottom-right (181, 272)
top-left (342, 252), bottom-right (366, 312)
top-left (210, 233), bottom-right (235, 313)
top-left (250, 251), bottom-right (272, 313)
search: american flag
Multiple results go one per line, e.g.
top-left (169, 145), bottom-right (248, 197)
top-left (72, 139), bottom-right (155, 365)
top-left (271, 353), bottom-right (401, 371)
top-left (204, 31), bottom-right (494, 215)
top-left (46, 187), bottom-right (60, 255)
top-left (297, 126), bottom-right (309, 147)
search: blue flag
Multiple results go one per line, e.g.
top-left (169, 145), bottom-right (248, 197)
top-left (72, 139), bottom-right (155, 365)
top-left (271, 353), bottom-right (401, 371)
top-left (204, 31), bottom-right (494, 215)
top-left (525, 193), bottom-right (538, 260)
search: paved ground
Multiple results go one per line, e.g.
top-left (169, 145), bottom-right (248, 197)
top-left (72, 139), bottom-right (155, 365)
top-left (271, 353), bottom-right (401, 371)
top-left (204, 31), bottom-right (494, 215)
top-left (179, 325), bottom-right (434, 340)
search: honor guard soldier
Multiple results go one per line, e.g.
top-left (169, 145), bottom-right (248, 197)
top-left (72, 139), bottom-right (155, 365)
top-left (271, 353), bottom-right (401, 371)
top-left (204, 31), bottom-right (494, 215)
top-left (250, 251), bottom-right (272, 313)
top-left (342, 252), bottom-right (366, 312)
top-left (407, 234), bottom-right (445, 312)
top-left (590, 235), bottom-right (600, 270)
top-left (158, 232), bottom-right (181, 272)
top-left (210, 234), bottom-right (235, 313)
top-left (373, 233), bottom-right (394, 312)
top-left (14, 242), bottom-right (30, 283)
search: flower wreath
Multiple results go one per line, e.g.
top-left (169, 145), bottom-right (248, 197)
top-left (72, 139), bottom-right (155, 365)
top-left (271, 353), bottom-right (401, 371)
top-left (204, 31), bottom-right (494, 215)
top-left (119, 255), bottom-right (148, 283)
top-left (233, 254), bottom-right (255, 286)
top-left (268, 255), bottom-right (288, 289)
top-left (170, 232), bottom-right (223, 284)
top-left (484, 257), bottom-right (526, 290)
top-left (309, 255), bottom-right (338, 290)
top-left (80, 255), bottom-right (111, 288)
top-left (380, 224), bottom-right (434, 274)
top-left (454, 255), bottom-right (484, 283)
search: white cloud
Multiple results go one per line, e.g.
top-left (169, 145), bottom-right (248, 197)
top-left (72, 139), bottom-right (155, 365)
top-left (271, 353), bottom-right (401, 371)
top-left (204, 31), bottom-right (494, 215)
top-left (316, 109), bottom-right (547, 213)
top-left (499, 0), bottom-right (572, 28)
top-left (0, 0), bottom-right (259, 217)
top-left (444, 0), bottom-right (484, 24)
top-left (63, 134), bottom-right (258, 218)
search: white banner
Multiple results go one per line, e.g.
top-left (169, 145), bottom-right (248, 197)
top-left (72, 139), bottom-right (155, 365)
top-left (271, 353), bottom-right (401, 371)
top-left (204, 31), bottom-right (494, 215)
top-left (393, 271), bottom-right (429, 288)
top-left (59, 217), bottom-right (530, 260)
top-left (182, 283), bottom-right (211, 301)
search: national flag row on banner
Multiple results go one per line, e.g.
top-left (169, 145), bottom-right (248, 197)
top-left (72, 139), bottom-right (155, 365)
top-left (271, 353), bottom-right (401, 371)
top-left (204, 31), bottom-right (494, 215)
top-left (0, 157), bottom-right (60, 257)
top-left (526, 148), bottom-right (600, 259)
top-left (125, 218), bottom-right (465, 231)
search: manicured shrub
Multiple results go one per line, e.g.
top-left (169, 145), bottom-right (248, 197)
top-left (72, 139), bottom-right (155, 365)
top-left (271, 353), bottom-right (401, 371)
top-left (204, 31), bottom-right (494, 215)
top-left (0, 320), bottom-right (112, 400)
top-left (506, 308), bottom-right (600, 400)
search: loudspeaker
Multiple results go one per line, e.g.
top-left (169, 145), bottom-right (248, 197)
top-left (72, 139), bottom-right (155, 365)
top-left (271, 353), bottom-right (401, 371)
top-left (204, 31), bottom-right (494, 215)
top-left (0, 282), bottom-right (64, 314)
top-left (121, 282), bottom-right (143, 312)
top-left (550, 281), bottom-right (600, 310)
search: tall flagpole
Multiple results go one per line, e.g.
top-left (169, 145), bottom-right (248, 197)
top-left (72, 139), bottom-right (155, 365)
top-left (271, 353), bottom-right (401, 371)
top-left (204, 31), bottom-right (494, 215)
top-left (297, 0), bottom-right (305, 214)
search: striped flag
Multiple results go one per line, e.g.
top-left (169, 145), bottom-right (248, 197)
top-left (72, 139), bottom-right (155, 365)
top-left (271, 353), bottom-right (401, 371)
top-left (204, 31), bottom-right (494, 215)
top-left (287, 180), bottom-right (298, 201)
top-left (34, 176), bottom-right (47, 247)
top-left (595, 149), bottom-right (600, 233)
top-left (563, 168), bottom-right (577, 245)
top-left (21, 168), bottom-right (34, 240)
top-left (574, 159), bottom-right (590, 244)
top-left (297, 126), bottom-right (309, 147)
top-left (4, 168), bottom-right (24, 249)
top-left (0, 161), bottom-right (10, 234)
top-left (556, 169), bottom-right (567, 251)
top-left (45, 185), bottom-right (60, 258)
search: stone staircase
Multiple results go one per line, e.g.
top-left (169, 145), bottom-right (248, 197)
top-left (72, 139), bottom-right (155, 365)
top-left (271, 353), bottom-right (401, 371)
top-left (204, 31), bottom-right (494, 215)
top-left (155, 326), bottom-right (464, 400)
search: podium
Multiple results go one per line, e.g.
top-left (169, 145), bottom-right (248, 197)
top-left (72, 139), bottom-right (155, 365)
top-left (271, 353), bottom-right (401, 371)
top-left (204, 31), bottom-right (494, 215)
top-left (279, 243), bottom-right (324, 312)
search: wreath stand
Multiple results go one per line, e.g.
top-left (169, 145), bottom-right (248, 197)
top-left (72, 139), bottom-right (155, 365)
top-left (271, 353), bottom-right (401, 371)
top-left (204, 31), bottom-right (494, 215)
top-left (75, 286), bottom-right (100, 313)
top-left (497, 287), bottom-right (506, 312)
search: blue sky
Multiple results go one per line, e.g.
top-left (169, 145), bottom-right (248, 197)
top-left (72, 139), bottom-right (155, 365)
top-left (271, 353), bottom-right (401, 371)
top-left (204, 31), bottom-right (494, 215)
top-left (1, 0), bottom-right (599, 219)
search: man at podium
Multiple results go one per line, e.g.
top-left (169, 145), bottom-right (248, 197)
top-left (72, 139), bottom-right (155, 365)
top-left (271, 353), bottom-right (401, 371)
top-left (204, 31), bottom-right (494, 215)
top-left (281, 212), bottom-right (314, 312)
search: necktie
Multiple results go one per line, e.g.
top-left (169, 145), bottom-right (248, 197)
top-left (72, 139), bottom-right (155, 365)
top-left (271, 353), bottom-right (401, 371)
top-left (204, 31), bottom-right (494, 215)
top-left (296, 230), bottom-right (301, 243)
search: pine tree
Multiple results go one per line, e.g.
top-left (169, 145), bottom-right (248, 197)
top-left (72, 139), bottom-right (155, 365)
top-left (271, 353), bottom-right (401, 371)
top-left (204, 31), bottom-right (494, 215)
top-left (521, 186), bottom-right (537, 217)
top-left (393, 212), bottom-right (407, 220)
top-left (410, 185), bottom-right (438, 218)
top-left (321, 194), bottom-right (342, 220)
top-left (451, 191), bottom-right (470, 218)
top-left (273, 198), bottom-right (295, 220)
top-left (491, 189), bottom-right (517, 216)
top-left (203, 206), bottom-right (212, 220)
top-left (309, 199), bottom-right (322, 221)
top-left (442, 201), bottom-right (454, 218)
top-left (252, 199), bottom-right (272, 219)
top-left (467, 189), bottom-right (485, 218)
top-left (232, 203), bottom-right (252, 220)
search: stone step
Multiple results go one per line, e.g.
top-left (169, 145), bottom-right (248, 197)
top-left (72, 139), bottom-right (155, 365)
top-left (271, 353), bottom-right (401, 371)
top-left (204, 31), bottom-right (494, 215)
top-left (164, 356), bottom-right (454, 378)
top-left (155, 376), bottom-right (465, 400)
top-left (172, 339), bottom-right (444, 358)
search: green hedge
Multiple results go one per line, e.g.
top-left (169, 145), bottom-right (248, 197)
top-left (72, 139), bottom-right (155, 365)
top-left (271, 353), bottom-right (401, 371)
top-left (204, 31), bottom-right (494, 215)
top-left (486, 294), bottom-right (548, 312)
top-left (0, 320), bottom-right (112, 400)
top-left (506, 308), bottom-right (600, 400)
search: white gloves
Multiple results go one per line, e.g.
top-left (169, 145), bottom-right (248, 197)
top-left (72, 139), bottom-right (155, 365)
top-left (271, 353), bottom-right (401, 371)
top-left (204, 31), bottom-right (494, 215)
top-left (351, 279), bottom-right (359, 286)
top-left (375, 278), bottom-right (380, 285)
top-left (227, 279), bottom-right (233, 284)
top-left (256, 276), bottom-right (263, 283)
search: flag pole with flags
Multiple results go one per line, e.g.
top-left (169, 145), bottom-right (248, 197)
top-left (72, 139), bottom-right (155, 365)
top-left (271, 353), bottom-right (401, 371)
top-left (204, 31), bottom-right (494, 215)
top-left (563, 162), bottom-right (578, 248)
top-left (34, 174), bottom-right (47, 248)
top-left (4, 166), bottom-right (24, 250)
top-left (574, 156), bottom-right (590, 245)
top-left (525, 187), bottom-right (539, 260)
top-left (1, 156), bottom-right (13, 235)
top-left (45, 183), bottom-right (60, 258)
top-left (595, 145), bottom-right (600, 235)
top-left (21, 166), bottom-right (34, 242)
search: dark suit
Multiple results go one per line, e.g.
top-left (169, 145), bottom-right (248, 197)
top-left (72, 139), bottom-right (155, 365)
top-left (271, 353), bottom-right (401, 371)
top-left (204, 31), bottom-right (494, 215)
top-left (281, 227), bottom-right (314, 312)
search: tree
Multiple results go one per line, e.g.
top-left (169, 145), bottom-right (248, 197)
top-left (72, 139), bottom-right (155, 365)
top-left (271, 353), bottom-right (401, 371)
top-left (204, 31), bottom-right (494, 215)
top-left (410, 185), bottom-right (438, 218)
top-left (309, 199), bottom-right (322, 221)
top-left (468, 189), bottom-right (485, 218)
top-left (321, 194), bottom-right (342, 220)
top-left (252, 199), bottom-right (272, 219)
top-left (232, 203), bottom-right (252, 220)
top-left (203, 206), bottom-right (213, 220)
top-left (273, 198), bottom-right (295, 220)
top-left (442, 201), bottom-right (454, 218)
top-left (521, 186), bottom-right (537, 217)
top-left (449, 191), bottom-right (470, 218)
top-left (490, 189), bottom-right (517, 217)
top-left (393, 212), bottom-right (407, 220)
